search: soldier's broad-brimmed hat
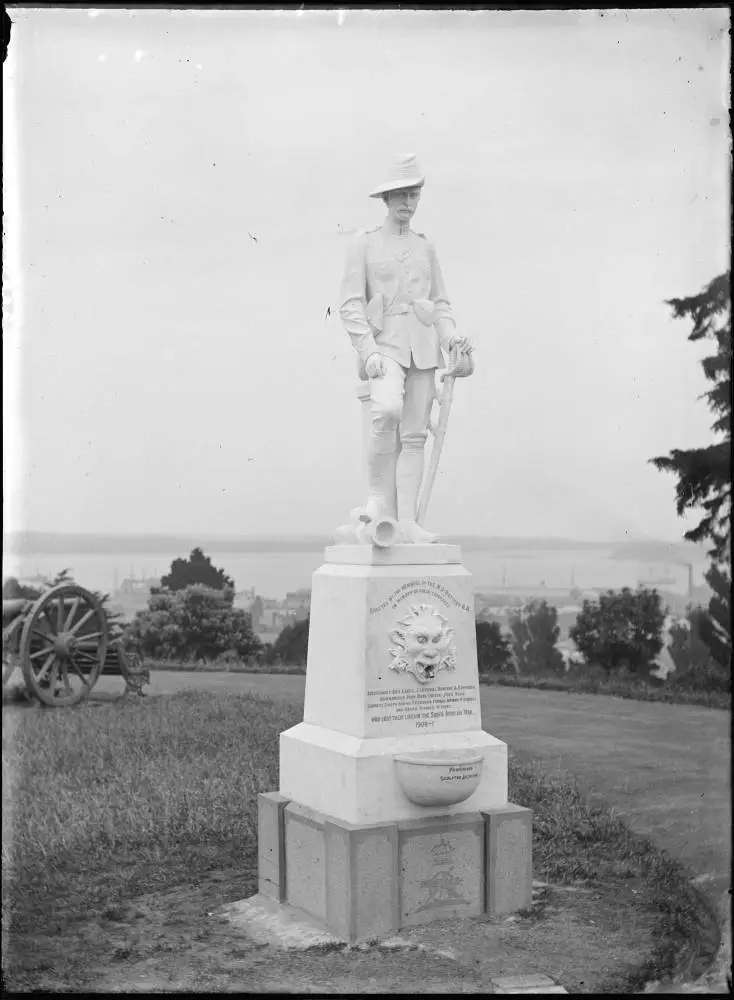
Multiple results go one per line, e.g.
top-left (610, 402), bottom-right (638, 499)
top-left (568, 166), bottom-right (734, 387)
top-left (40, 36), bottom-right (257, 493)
top-left (369, 153), bottom-right (425, 198)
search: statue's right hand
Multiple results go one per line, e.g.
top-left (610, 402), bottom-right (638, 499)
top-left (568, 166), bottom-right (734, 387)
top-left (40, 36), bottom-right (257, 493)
top-left (365, 353), bottom-right (387, 379)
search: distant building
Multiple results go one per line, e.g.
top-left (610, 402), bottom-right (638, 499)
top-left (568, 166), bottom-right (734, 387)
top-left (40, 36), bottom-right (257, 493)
top-left (116, 576), bottom-right (160, 596)
top-left (17, 573), bottom-right (50, 589)
top-left (233, 588), bottom-right (257, 612)
top-left (476, 604), bottom-right (512, 623)
top-left (235, 588), bottom-right (308, 637)
top-left (283, 589), bottom-right (311, 621)
top-left (259, 607), bottom-right (297, 631)
top-left (285, 588), bottom-right (311, 601)
top-left (108, 575), bottom-right (161, 622)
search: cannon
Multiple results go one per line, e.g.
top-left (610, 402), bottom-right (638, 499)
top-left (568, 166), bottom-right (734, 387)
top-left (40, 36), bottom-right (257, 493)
top-left (2, 582), bottom-right (149, 706)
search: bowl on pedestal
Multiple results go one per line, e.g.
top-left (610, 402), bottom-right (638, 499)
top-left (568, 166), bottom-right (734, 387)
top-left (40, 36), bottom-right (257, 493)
top-left (393, 749), bottom-right (484, 807)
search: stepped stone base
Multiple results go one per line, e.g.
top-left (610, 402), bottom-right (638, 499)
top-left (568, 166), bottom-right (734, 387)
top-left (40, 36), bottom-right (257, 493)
top-left (257, 792), bottom-right (532, 944)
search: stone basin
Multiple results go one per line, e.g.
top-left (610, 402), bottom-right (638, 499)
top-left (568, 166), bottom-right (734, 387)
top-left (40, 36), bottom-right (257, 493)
top-left (393, 749), bottom-right (484, 807)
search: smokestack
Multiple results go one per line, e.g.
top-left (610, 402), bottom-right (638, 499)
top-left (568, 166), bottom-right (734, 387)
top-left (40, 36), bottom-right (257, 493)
top-left (687, 563), bottom-right (693, 600)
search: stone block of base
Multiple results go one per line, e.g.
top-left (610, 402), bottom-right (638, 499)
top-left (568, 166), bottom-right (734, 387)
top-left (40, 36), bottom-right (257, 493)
top-left (257, 794), bottom-right (533, 942)
top-left (397, 813), bottom-right (485, 927)
top-left (257, 792), bottom-right (289, 902)
top-left (483, 804), bottom-right (533, 916)
top-left (282, 801), bottom-right (401, 942)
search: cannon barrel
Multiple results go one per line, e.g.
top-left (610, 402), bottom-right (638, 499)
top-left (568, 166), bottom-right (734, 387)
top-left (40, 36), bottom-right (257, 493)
top-left (3, 598), bottom-right (31, 621)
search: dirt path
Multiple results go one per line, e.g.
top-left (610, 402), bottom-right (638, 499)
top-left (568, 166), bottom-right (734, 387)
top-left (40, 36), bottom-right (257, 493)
top-left (9, 871), bottom-right (660, 995)
top-left (92, 671), bottom-right (730, 901)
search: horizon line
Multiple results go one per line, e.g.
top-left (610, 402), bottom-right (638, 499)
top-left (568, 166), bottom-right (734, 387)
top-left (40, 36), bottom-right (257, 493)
top-left (3, 528), bottom-right (697, 546)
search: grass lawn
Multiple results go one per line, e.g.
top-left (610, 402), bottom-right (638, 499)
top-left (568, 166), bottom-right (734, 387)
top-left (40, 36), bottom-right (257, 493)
top-left (2, 688), bottom-right (717, 993)
top-left (478, 685), bottom-right (731, 900)
top-left (478, 670), bottom-right (729, 710)
top-left (78, 668), bottom-right (731, 902)
top-left (90, 667), bottom-right (730, 900)
top-left (136, 658), bottom-right (731, 709)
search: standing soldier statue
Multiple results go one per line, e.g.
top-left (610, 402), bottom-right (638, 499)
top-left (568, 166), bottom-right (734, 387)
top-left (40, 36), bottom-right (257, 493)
top-left (337, 154), bottom-right (474, 545)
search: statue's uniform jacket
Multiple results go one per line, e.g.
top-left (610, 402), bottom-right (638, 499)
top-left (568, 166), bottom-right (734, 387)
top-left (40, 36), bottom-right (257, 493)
top-left (339, 225), bottom-right (458, 380)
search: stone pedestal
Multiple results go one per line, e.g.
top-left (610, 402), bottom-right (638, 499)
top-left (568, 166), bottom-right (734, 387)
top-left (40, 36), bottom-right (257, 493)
top-left (255, 544), bottom-right (532, 943)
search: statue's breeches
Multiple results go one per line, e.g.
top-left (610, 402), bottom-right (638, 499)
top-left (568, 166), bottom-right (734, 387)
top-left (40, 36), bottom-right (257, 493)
top-left (369, 359), bottom-right (435, 455)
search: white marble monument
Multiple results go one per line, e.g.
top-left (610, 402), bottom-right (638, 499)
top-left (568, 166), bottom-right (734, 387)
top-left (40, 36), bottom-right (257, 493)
top-left (253, 155), bottom-right (532, 944)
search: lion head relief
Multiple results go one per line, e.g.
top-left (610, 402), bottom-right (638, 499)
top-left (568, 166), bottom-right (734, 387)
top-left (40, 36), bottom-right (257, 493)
top-left (388, 603), bottom-right (457, 685)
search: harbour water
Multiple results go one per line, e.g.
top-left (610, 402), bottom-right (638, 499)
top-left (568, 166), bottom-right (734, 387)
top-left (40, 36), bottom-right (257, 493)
top-left (4, 546), bottom-right (702, 601)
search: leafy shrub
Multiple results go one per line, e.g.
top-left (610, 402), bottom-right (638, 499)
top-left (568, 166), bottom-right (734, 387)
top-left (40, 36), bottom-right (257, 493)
top-left (565, 660), bottom-right (609, 685)
top-left (125, 585), bottom-right (261, 662)
top-left (3, 576), bottom-right (43, 601)
top-left (508, 599), bottom-right (565, 676)
top-left (261, 617), bottom-right (309, 667)
top-left (570, 587), bottom-right (665, 676)
top-left (475, 620), bottom-right (514, 675)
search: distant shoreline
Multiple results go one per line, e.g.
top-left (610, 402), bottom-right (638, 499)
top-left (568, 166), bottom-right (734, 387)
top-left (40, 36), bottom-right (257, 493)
top-left (3, 531), bottom-right (706, 562)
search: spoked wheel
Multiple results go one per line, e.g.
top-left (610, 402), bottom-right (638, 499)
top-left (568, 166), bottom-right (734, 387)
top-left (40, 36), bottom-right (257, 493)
top-left (2, 655), bottom-right (15, 688)
top-left (20, 584), bottom-right (108, 707)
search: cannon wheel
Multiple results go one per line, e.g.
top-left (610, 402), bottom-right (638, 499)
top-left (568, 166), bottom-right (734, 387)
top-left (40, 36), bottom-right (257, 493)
top-left (20, 584), bottom-right (108, 707)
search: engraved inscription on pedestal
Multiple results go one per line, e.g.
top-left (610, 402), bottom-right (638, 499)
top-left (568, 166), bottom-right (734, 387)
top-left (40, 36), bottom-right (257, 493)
top-left (399, 824), bottom-right (483, 926)
top-left (364, 573), bottom-right (482, 738)
top-left (369, 576), bottom-right (473, 618)
top-left (366, 683), bottom-right (480, 730)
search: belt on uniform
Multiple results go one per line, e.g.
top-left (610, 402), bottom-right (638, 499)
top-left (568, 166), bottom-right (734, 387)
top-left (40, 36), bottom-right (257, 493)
top-left (365, 294), bottom-right (435, 332)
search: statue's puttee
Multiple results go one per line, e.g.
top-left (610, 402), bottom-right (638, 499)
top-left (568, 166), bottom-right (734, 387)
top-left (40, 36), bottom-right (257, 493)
top-left (337, 154), bottom-right (474, 546)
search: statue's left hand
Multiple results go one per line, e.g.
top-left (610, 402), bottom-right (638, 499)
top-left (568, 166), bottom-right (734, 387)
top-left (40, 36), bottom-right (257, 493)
top-left (449, 334), bottom-right (473, 355)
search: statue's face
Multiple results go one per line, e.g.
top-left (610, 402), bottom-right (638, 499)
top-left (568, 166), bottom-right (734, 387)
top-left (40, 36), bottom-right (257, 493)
top-left (386, 186), bottom-right (422, 225)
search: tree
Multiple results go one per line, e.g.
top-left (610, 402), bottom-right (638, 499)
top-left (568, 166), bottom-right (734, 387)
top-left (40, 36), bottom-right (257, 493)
top-left (126, 584), bottom-right (261, 662)
top-left (697, 564), bottom-right (731, 669)
top-left (508, 600), bottom-right (565, 676)
top-left (666, 607), bottom-right (730, 694)
top-left (650, 271), bottom-right (731, 670)
top-left (570, 587), bottom-right (666, 676)
top-left (2, 577), bottom-right (40, 601)
top-left (268, 616), bottom-right (310, 667)
top-left (159, 547), bottom-right (235, 592)
top-left (651, 272), bottom-right (731, 562)
top-left (475, 620), bottom-right (514, 675)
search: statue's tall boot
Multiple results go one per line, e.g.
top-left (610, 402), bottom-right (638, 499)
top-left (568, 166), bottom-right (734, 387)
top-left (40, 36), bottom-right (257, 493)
top-left (360, 449), bottom-right (398, 522)
top-left (396, 436), bottom-right (437, 544)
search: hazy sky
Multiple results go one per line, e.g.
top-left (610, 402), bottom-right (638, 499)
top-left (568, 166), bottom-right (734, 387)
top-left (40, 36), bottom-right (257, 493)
top-left (4, 7), bottom-right (730, 542)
